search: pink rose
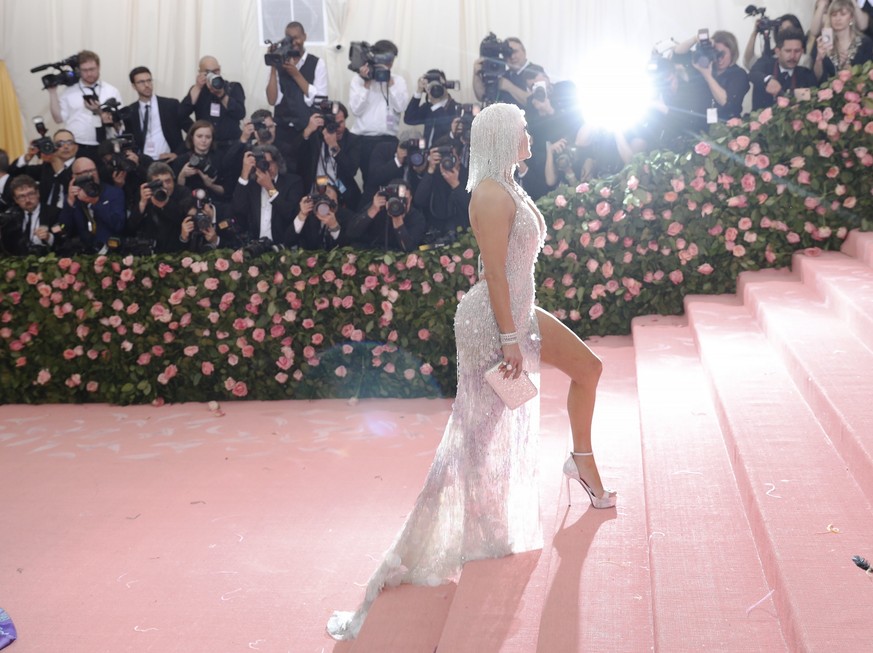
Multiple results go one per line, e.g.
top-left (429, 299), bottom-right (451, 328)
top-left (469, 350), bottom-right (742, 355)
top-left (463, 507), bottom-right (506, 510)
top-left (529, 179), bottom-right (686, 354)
top-left (184, 346), bottom-right (199, 357)
top-left (738, 217), bottom-right (753, 230)
top-left (697, 263), bottom-right (714, 275)
top-left (663, 191), bottom-right (678, 202)
top-left (201, 361), bottom-right (214, 375)
top-left (669, 270), bottom-right (684, 285)
top-left (667, 222), bottom-right (683, 237)
top-left (589, 303), bottom-right (604, 320)
top-left (627, 175), bottom-right (639, 190)
top-left (418, 328), bottom-right (430, 340)
top-left (576, 182), bottom-right (590, 194)
top-left (732, 245), bottom-right (747, 257)
top-left (601, 261), bottom-right (614, 278)
top-left (595, 201), bottom-right (610, 217)
top-left (232, 381), bottom-right (248, 397)
top-left (554, 194), bottom-right (567, 208)
top-left (694, 141), bottom-right (711, 156)
top-left (773, 164), bottom-right (789, 177)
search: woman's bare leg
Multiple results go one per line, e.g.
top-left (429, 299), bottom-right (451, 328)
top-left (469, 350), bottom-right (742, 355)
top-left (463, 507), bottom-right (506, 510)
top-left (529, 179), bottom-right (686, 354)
top-left (535, 307), bottom-right (608, 494)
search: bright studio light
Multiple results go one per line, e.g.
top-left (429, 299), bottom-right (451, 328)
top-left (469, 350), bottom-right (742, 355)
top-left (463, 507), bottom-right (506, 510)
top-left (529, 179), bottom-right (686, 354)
top-left (574, 45), bottom-right (655, 133)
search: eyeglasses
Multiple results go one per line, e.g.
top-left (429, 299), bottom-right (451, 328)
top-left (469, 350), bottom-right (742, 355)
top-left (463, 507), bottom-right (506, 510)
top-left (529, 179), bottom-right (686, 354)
top-left (14, 190), bottom-right (38, 200)
top-left (54, 139), bottom-right (75, 146)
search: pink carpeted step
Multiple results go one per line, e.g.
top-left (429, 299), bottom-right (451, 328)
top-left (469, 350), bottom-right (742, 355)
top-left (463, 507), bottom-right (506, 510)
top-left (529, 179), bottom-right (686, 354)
top-left (841, 229), bottom-right (873, 269)
top-left (685, 295), bottom-right (873, 651)
top-left (436, 337), bottom-right (654, 653)
top-left (738, 266), bottom-right (873, 500)
top-left (792, 250), bottom-right (873, 354)
top-left (631, 315), bottom-right (789, 652)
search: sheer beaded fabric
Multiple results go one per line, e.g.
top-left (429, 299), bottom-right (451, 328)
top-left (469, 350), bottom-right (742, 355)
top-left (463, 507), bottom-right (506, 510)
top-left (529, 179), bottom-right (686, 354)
top-left (327, 104), bottom-right (546, 640)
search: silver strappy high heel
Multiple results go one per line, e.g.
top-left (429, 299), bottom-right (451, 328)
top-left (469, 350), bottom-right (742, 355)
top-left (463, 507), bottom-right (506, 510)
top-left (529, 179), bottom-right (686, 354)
top-left (563, 451), bottom-right (617, 509)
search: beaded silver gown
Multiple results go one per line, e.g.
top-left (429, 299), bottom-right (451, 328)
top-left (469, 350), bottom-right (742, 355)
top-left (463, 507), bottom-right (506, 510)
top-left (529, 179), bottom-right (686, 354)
top-left (327, 178), bottom-right (546, 640)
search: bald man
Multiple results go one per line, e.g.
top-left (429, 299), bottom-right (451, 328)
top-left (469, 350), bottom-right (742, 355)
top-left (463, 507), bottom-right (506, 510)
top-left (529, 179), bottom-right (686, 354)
top-left (57, 157), bottom-right (125, 253)
top-left (180, 55), bottom-right (247, 148)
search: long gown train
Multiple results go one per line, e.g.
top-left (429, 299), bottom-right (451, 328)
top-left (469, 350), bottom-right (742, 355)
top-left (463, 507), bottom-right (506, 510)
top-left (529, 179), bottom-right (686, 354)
top-left (327, 179), bottom-right (546, 640)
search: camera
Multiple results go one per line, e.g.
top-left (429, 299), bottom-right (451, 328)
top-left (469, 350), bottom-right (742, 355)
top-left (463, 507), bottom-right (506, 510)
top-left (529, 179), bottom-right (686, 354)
top-left (100, 97), bottom-right (131, 124)
top-left (250, 118), bottom-right (272, 142)
top-left (108, 134), bottom-right (137, 173)
top-left (531, 80), bottom-right (548, 103)
top-left (692, 29), bottom-right (719, 68)
top-left (308, 176), bottom-right (337, 217)
top-left (399, 138), bottom-right (427, 167)
top-left (252, 151), bottom-right (272, 173)
top-left (31, 116), bottom-right (55, 155)
top-left (206, 71), bottom-right (226, 91)
top-left (423, 72), bottom-right (459, 100)
top-left (435, 146), bottom-right (458, 171)
top-left (105, 236), bottom-right (156, 256)
top-left (145, 179), bottom-right (169, 203)
top-left (192, 188), bottom-right (211, 211)
top-left (745, 5), bottom-right (782, 34)
top-left (243, 237), bottom-right (283, 259)
top-left (194, 211), bottom-right (212, 232)
top-left (264, 37), bottom-right (301, 67)
top-left (31, 54), bottom-right (80, 90)
top-left (555, 146), bottom-right (580, 172)
top-left (478, 33), bottom-right (515, 103)
top-left (188, 154), bottom-right (217, 179)
top-left (348, 41), bottom-right (394, 83)
top-left (313, 96), bottom-right (340, 133)
top-left (378, 184), bottom-right (408, 217)
top-left (73, 174), bottom-right (101, 199)
top-left (454, 103), bottom-right (479, 142)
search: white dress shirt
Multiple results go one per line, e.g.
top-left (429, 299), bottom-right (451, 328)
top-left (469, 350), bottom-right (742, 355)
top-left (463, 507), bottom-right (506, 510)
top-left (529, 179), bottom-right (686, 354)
top-left (59, 80), bottom-right (123, 146)
top-left (275, 52), bottom-right (329, 107)
top-left (348, 75), bottom-right (409, 136)
top-left (139, 97), bottom-right (171, 159)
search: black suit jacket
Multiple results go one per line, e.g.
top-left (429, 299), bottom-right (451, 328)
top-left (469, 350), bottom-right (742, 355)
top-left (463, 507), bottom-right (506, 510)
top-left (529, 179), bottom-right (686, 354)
top-left (10, 159), bottom-right (75, 208)
top-left (0, 175), bottom-right (13, 212)
top-left (231, 173), bottom-right (304, 243)
top-left (0, 205), bottom-right (60, 256)
top-left (297, 131), bottom-right (363, 210)
top-left (749, 57), bottom-right (818, 110)
top-left (123, 96), bottom-right (191, 154)
top-left (285, 206), bottom-right (354, 251)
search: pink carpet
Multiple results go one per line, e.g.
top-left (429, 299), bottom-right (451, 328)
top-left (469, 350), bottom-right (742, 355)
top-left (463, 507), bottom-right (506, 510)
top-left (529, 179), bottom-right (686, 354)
top-left (2, 231), bottom-right (873, 652)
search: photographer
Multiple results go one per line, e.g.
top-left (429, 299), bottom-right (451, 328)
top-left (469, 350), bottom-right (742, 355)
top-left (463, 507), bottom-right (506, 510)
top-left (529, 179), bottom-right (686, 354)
top-left (348, 40), bottom-right (409, 187)
top-left (0, 176), bottom-right (59, 256)
top-left (473, 36), bottom-right (545, 107)
top-left (10, 129), bottom-right (79, 208)
top-left (523, 79), bottom-right (583, 198)
top-left (404, 69), bottom-right (459, 147)
top-left (299, 101), bottom-right (362, 210)
top-left (347, 180), bottom-right (426, 252)
top-left (674, 30), bottom-right (750, 121)
top-left (743, 12), bottom-right (805, 70)
top-left (57, 157), bottom-right (125, 253)
top-left (126, 162), bottom-right (190, 253)
top-left (180, 56), bottom-right (247, 152)
top-left (642, 56), bottom-right (711, 153)
top-left (232, 144), bottom-right (303, 244)
top-left (224, 109), bottom-right (297, 184)
top-left (123, 66), bottom-right (190, 162)
top-left (96, 136), bottom-right (148, 213)
top-left (413, 139), bottom-right (470, 242)
top-left (47, 50), bottom-right (122, 159)
top-left (179, 196), bottom-right (223, 253)
top-left (172, 120), bottom-right (228, 198)
top-left (265, 21), bottom-right (329, 135)
top-left (285, 179), bottom-right (353, 251)
top-left (749, 28), bottom-right (817, 110)
top-left (362, 131), bottom-right (429, 205)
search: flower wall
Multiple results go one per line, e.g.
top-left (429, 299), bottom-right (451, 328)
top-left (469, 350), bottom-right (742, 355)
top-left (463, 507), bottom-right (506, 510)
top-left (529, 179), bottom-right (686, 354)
top-left (2, 65), bottom-right (873, 404)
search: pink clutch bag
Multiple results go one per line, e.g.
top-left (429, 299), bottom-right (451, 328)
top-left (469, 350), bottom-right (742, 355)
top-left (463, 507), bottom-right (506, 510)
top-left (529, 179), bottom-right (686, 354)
top-left (485, 363), bottom-right (538, 410)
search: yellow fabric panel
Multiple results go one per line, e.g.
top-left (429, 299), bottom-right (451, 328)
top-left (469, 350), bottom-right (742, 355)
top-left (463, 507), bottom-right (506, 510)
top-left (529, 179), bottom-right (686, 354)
top-left (0, 60), bottom-right (25, 159)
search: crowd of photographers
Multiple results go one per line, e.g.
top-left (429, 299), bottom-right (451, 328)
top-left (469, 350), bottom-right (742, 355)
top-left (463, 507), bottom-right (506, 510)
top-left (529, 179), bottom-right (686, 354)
top-left (2, 2), bottom-right (872, 257)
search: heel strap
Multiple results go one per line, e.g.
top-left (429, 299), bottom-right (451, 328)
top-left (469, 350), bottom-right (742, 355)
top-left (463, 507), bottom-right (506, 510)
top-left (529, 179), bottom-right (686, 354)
top-left (570, 451), bottom-right (594, 457)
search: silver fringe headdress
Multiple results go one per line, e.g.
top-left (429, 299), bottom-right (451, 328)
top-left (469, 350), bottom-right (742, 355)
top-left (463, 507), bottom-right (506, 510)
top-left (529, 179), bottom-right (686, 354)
top-left (465, 103), bottom-right (526, 192)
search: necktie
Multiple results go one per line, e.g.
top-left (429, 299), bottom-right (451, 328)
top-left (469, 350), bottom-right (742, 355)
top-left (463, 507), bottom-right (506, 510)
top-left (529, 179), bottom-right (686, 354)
top-left (142, 104), bottom-right (150, 137)
top-left (25, 212), bottom-right (33, 240)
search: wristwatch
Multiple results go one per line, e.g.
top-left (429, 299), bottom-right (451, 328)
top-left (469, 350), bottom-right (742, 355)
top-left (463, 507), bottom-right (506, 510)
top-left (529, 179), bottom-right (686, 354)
top-left (267, 188), bottom-right (279, 198)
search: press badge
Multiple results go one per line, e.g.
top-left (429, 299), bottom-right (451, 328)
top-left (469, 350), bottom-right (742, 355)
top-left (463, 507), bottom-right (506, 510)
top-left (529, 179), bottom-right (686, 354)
top-left (706, 107), bottom-right (718, 124)
top-left (210, 102), bottom-right (221, 117)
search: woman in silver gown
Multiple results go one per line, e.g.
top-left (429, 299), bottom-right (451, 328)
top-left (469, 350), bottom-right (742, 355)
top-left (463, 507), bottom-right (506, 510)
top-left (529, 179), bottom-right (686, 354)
top-left (327, 102), bottom-right (615, 641)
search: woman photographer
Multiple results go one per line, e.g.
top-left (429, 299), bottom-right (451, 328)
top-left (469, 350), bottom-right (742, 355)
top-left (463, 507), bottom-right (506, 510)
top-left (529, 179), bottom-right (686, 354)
top-left (172, 120), bottom-right (226, 198)
top-left (675, 30), bottom-right (750, 121)
top-left (812, 0), bottom-right (873, 82)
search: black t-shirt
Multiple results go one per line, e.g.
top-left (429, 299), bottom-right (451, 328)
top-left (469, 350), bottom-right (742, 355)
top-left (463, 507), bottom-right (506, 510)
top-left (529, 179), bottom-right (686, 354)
top-left (714, 64), bottom-right (750, 120)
